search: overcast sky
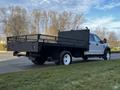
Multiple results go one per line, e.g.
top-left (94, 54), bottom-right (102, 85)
top-left (0, 0), bottom-right (120, 34)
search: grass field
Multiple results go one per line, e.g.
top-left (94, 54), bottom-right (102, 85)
top-left (0, 60), bottom-right (120, 90)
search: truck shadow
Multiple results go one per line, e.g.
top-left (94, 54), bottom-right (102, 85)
top-left (39, 59), bottom-right (103, 68)
top-left (72, 59), bottom-right (103, 64)
top-left (27, 59), bottom-right (103, 70)
top-left (0, 57), bottom-right (106, 74)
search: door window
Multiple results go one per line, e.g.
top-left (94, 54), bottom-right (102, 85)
top-left (94, 35), bottom-right (101, 43)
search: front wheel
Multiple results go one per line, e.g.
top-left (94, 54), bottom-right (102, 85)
top-left (60, 51), bottom-right (72, 65)
top-left (103, 50), bottom-right (111, 60)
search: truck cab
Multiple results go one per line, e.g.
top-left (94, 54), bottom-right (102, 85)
top-left (84, 33), bottom-right (111, 60)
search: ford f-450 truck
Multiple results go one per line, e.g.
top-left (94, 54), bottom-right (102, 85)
top-left (7, 28), bottom-right (111, 65)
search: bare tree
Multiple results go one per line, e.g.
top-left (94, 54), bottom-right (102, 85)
top-left (94, 27), bottom-right (119, 48)
top-left (0, 8), bottom-right (6, 23)
top-left (108, 31), bottom-right (119, 48)
top-left (4, 6), bottom-right (28, 36)
top-left (72, 14), bottom-right (84, 29)
top-left (94, 27), bottom-right (108, 39)
top-left (0, 7), bottom-right (9, 35)
top-left (31, 10), bottom-right (85, 36)
top-left (46, 11), bottom-right (84, 35)
top-left (32, 9), bottom-right (42, 34)
top-left (46, 11), bottom-right (58, 35)
top-left (57, 12), bottom-right (84, 31)
top-left (58, 11), bottom-right (71, 31)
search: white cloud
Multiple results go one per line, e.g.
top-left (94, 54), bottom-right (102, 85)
top-left (96, 1), bottom-right (120, 10)
top-left (82, 17), bottom-right (120, 32)
top-left (30, 0), bottom-right (101, 13)
top-left (83, 17), bottom-right (114, 29)
top-left (109, 21), bottom-right (120, 30)
top-left (65, 0), bottom-right (100, 13)
top-left (31, 0), bottom-right (50, 4)
top-left (30, 0), bottom-right (60, 5)
top-left (81, 17), bottom-right (120, 39)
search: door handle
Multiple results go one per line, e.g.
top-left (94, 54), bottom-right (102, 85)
top-left (96, 43), bottom-right (98, 46)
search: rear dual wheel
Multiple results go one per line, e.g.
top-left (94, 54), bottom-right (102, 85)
top-left (55, 51), bottom-right (72, 65)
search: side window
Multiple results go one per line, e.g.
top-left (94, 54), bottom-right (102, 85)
top-left (94, 35), bottom-right (101, 43)
top-left (90, 34), bottom-right (95, 42)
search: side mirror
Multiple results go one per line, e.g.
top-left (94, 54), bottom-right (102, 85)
top-left (99, 40), bottom-right (104, 44)
top-left (103, 38), bottom-right (107, 43)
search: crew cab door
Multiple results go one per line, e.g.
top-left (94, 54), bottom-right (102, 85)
top-left (85, 34), bottom-right (105, 55)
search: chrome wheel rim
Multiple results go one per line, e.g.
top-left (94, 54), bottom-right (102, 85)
top-left (63, 54), bottom-right (71, 65)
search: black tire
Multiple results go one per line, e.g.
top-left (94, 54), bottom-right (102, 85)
top-left (31, 57), bottom-right (46, 65)
top-left (82, 56), bottom-right (88, 61)
top-left (13, 51), bottom-right (18, 56)
top-left (103, 50), bottom-right (111, 60)
top-left (60, 51), bottom-right (72, 65)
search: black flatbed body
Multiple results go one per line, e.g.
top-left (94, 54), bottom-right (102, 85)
top-left (7, 30), bottom-right (90, 52)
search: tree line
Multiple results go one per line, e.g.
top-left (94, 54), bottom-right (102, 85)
top-left (0, 6), bottom-right (84, 36)
top-left (0, 6), bottom-right (119, 48)
top-left (94, 27), bottom-right (120, 48)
